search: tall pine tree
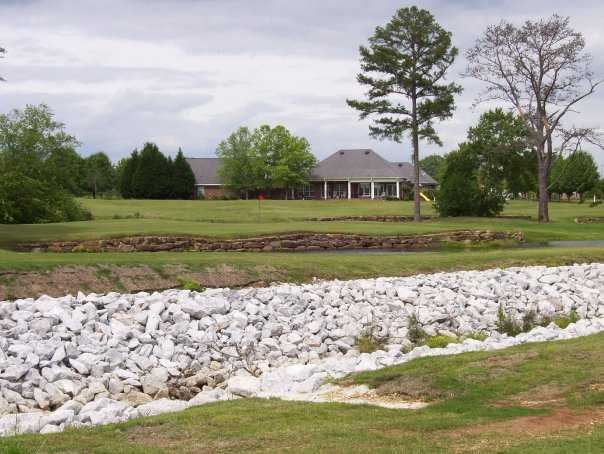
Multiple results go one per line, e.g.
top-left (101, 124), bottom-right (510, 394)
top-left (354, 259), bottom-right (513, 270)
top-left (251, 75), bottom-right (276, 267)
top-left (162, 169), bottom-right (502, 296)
top-left (119, 150), bottom-right (139, 198)
top-left (131, 143), bottom-right (172, 199)
top-left (347, 6), bottom-right (461, 221)
top-left (171, 148), bottom-right (196, 199)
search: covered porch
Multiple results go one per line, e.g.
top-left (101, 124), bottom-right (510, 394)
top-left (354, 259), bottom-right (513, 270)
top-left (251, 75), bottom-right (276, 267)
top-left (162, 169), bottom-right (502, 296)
top-left (311, 179), bottom-right (409, 200)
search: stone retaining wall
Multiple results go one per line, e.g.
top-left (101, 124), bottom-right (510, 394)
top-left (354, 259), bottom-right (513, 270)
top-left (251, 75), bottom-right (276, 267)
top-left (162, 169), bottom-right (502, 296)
top-left (17, 230), bottom-right (524, 253)
top-left (575, 216), bottom-right (604, 224)
top-left (309, 215), bottom-right (532, 222)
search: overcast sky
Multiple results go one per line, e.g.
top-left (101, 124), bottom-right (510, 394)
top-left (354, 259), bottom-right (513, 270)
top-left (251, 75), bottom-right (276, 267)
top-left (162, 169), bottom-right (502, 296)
top-left (1, 0), bottom-right (603, 172)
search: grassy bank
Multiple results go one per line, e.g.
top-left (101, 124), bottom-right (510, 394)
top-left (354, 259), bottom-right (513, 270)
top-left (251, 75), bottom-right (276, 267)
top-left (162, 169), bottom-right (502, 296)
top-left (2, 246), bottom-right (604, 299)
top-left (3, 332), bottom-right (604, 453)
top-left (3, 246), bottom-right (604, 276)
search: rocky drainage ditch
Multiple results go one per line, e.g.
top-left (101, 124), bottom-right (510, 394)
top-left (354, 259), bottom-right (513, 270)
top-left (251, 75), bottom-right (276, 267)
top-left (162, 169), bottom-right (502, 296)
top-left (0, 263), bottom-right (603, 436)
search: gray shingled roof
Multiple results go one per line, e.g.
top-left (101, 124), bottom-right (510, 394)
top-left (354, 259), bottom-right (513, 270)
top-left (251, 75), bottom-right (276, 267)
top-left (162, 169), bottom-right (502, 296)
top-left (310, 149), bottom-right (438, 185)
top-left (185, 157), bottom-right (222, 185)
top-left (389, 161), bottom-right (438, 185)
top-left (187, 149), bottom-right (438, 186)
top-left (310, 149), bottom-right (399, 179)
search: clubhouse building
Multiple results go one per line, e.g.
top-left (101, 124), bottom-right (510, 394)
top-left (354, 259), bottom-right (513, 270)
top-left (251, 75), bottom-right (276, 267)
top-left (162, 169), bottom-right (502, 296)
top-left (186, 148), bottom-right (438, 200)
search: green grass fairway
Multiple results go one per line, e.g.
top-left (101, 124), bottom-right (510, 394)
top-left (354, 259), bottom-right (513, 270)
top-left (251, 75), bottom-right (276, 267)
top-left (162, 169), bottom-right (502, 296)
top-left (0, 199), bottom-right (603, 248)
top-left (3, 332), bottom-right (604, 453)
top-left (76, 198), bottom-right (600, 223)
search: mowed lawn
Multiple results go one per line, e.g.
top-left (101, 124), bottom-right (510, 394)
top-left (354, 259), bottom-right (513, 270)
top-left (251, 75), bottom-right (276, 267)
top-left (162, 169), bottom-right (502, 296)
top-left (0, 199), bottom-right (603, 283)
top-left (0, 199), bottom-right (603, 248)
top-left (3, 332), bottom-right (604, 453)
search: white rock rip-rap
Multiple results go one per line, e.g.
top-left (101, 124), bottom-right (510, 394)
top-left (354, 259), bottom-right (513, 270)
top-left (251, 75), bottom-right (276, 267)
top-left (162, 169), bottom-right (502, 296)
top-left (1, 263), bottom-right (604, 436)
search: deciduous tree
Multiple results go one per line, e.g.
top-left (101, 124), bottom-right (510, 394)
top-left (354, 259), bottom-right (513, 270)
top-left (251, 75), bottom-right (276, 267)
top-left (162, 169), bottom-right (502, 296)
top-left (435, 145), bottom-right (505, 217)
top-left (419, 155), bottom-right (445, 182)
top-left (46, 147), bottom-right (86, 195)
top-left (347, 6), bottom-right (461, 221)
top-left (84, 152), bottom-right (115, 199)
top-left (218, 125), bottom-right (315, 197)
top-left (217, 127), bottom-right (263, 197)
top-left (550, 150), bottom-right (599, 201)
top-left (0, 104), bottom-right (90, 223)
top-left (465, 15), bottom-right (603, 222)
top-left (466, 109), bottom-right (537, 196)
top-left (252, 125), bottom-right (316, 198)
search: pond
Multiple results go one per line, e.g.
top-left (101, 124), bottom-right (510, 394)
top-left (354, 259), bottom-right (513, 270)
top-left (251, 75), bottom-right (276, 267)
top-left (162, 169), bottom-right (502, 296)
top-left (297, 239), bottom-right (604, 254)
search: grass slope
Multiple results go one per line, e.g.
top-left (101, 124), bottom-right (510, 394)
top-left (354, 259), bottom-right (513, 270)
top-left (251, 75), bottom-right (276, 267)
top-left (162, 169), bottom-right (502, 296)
top-left (2, 247), bottom-right (604, 277)
top-left (3, 332), bottom-right (604, 453)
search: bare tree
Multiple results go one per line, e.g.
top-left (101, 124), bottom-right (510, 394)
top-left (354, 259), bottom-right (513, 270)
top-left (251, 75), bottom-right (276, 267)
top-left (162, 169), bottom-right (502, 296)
top-left (465, 15), bottom-right (602, 222)
top-left (0, 46), bottom-right (5, 81)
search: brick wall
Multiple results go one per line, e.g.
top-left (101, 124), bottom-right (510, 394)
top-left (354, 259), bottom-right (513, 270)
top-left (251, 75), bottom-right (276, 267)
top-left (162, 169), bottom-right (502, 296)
top-left (200, 186), bottom-right (232, 199)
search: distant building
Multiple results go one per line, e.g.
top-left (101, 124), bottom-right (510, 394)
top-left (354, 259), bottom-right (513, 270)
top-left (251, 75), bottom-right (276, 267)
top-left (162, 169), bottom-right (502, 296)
top-left (186, 148), bottom-right (438, 200)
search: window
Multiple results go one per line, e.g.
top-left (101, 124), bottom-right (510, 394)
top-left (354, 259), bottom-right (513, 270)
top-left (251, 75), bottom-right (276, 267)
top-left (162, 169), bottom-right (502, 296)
top-left (359, 182), bottom-right (371, 197)
top-left (332, 182), bottom-right (347, 198)
top-left (301, 185), bottom-right (312, 199)
top-left (374, 182), bottom-right (397, 198)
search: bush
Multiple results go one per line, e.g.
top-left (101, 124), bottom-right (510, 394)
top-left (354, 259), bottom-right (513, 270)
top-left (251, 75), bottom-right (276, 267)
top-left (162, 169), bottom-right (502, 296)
top-left (355, 328), bottom-right (387, 353)
top-left (554, 310), bottom-right (580, 329)
top-left (426, 335), bottom-right (458, 349)
top-left (0, 174), bottom-right (91, 224)
top-left (522, 310), bottom-right (538, 332)
top-left (434, 148), bottom-right (505, 217)
top-left (496, 305), bottom-right (522, 337)
top-left (54, 195), bottom-right (93, 222)
top-left (177, 277), bottom-right (204, 292)
top-left (465, 332), bottom-right (488, 342)
top-left (407, 314), bottom-right (427, 344)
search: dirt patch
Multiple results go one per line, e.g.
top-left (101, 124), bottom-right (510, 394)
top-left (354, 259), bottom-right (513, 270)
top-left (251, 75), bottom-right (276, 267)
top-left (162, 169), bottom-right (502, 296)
top-left (483, 351), bottom-right (539, 368)
top-left (374, 375), bottom-right (447, 401)
top-left (448, 405), bottom-right (604, 453)
top-left (174, 264), bottom-right (284, 288)
top-left (126, 422), bottom-right (196, 451)
top-left (464, 351), bottom-right (539, 382)
top-left (318, 384), bottom-right (428, 410)
top-left (499, 383), bottom-right (567, 408)
top-left (0, 264), bottom-right (285, 300)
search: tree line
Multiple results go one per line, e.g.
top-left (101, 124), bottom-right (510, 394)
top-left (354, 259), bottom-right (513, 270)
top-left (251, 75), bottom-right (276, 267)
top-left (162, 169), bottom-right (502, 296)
top-left (118, 144), bottom-right (195, 200)
top-left (422, 108), bottom-right (602, 217)
top-left (0, 104), bottom-right (196, 224)
top-left (3, 7), bottom-right (604, 224)
top-left (349, 7), bottom-right (603, 222)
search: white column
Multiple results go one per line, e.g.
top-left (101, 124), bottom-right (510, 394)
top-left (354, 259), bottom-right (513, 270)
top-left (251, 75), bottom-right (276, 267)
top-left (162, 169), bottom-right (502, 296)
top-left (347, 180), bottom-right (351, 199)
top-left (324, 180), bottom-right (327, 200)
top-left (396, 181), bottom-right (400, 199)
top-left (370, 181), bottom-right (375, 199)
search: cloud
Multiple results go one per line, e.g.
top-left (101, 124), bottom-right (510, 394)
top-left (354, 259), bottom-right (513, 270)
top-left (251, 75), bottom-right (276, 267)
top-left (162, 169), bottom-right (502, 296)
top-left (0, 0), bottom-right (603, 173)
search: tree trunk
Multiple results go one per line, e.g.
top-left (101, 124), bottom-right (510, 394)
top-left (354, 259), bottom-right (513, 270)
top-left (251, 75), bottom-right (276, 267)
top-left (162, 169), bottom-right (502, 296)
top-left (411, 95), bottom-right (421, 222)
top-left (537, 156), bottom-right (550, 223)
